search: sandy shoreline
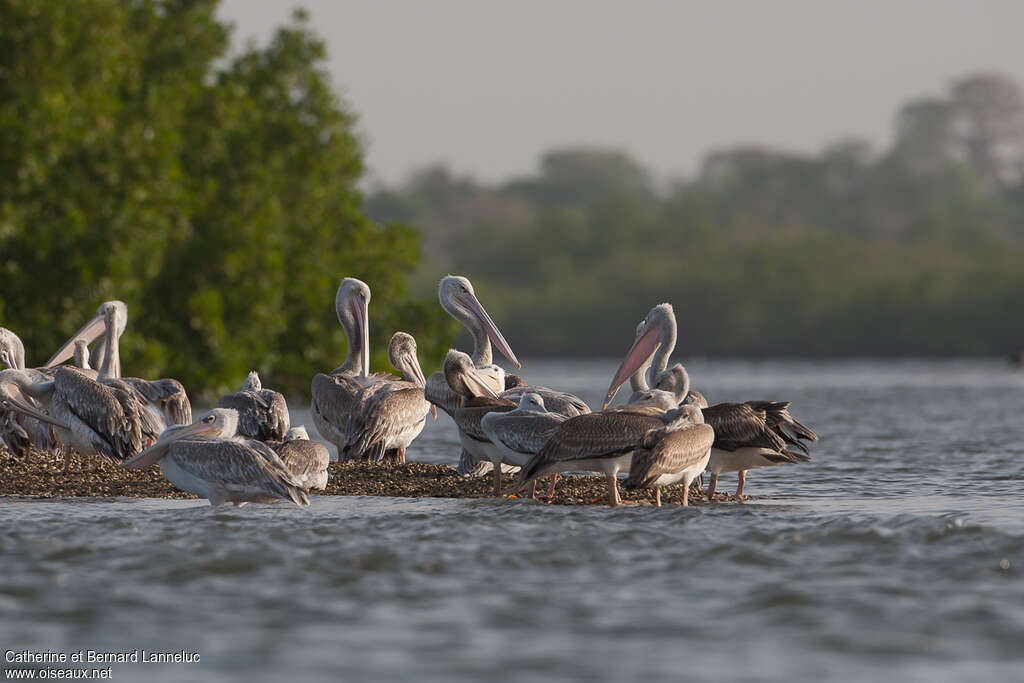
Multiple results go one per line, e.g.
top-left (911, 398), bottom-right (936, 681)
top-left (0, 448), bottom-right (729, 505)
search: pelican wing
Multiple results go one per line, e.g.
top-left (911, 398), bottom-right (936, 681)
top-left (272, 439), bottom-right (330, 490)
top-left (123, 377), bottom-right (192, 426)
top-left (521, 410), bottom-right (666, 482)
top-left (453, 396), bottom-right (516, 442)
top-left (219, 388), bottom-right (289, 441)
top-left (168, 438), bottom-right (309, 507)
top-left (746, 400), bottom-right (817, 456)
top-left (701, 402), bottom-right (785, 453)
top-left (342, 380), bottom-right (430, 461)
top-left (625, 424), bottom-right (715, 489)
top-left (484, 412), bottom-right (567, 455)
top-left (501, 385), bottom-right (591, 417)
top-left (425, 370), bottom-right (461, 418)
top-left (54, 368), bottom-right (146, 460)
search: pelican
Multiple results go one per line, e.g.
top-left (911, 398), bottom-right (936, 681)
top-left (1, 366), bottom-right (154, 462)
top-left (425, 275), bottom-right (521, 418)
top-left (623, 405), bottom-right (714, 506)
top-left (269, 426), bottom-right (330, 491)
top-left (124, 408), bottom-right (309, 507)
top-left (311, 279), bottom-right (432, 462)
top-left (517, 403), bottom-right (672, 507)
top-left (0, 328), bottom-right (26, 371)
top-left (218, 371), bottom-right (290, 442)
top-left (684, 391), bottom-right (815, 500)
top-left (603, 304), bottom-right (685, 410)
top-left (443, 350), bottom-right (518, 486)
top-left (46, 301), bottom-right (191, 429)
top-left (340, 331), bottom-right (434, 463)
top-left (0, 329), bottom-right (60, 458)
top-left (480, 392), bottom-right (566, 498)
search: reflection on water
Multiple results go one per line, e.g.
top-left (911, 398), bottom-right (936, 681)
top-left (2, 359), bottom-right (1023, 682)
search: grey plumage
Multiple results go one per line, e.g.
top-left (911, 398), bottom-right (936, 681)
top-left (219, 371), bottom-right (289, 441)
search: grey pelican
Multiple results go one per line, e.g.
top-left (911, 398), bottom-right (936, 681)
top-left (0, 328), bottom-right (26, 371)
top-left (340, 331), bottom-right (433, 463)
top-left (603, 304), bottom-right (685, 410)
top-left (425, 275), bottom-right (521, 419)
top-left (623, 405), bottom-right (714, 506)
top-left (46, 301), bottom-right (191, 429)
top-left (218, 371), bottom-right (290, 442)
top-left (480, 392), bottom-right (566, 498)
top-left (124, 408), bottom-right (309, 507)
top-left (517, 403), bottom-right (671, 507)
top-left (269, 426), bottom-right (330, 491)
top-left (0, 366), bottom-right (154, 462)
top-left (311, 280), bottom-right (432, 463)
top-left (443, 350), bottom-right (518, 487)
top-left (684, 391), bottom-right (815, 500)
top-left (0, 329), bottom-right (60, 458)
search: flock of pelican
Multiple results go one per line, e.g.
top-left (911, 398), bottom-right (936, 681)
top-left (0, 275), bottom-right (817, 508)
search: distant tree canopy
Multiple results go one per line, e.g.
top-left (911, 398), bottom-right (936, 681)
top-left (0, 0), bottom-right (456, 397)
top-left (367, 73), bottom-right (1024, 358)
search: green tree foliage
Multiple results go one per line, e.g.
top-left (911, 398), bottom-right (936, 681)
top-left (367, 74), bottom-right (1024, 359)
top-left (0, 1), bottom-right (455, 397)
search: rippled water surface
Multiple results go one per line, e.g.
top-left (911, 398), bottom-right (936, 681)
top-left (3, 359), bottom-right (1024, 681)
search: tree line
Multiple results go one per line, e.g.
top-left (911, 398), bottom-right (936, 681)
top-left (367, 72), bottom-right (1024, 359)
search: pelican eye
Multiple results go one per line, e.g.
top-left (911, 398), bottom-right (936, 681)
top-left (203, 415), bottom-right (214, 423)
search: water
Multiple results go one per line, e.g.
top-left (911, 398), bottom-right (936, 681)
top-left (2, 359), bottom-right (1024, 681)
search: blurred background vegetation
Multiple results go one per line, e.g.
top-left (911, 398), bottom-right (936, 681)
top-left (369, 73), bottom-right (1024, 360)
top-left (0, 0), bottom-right (457, 397)
top-left (3, 1), bottom-right (1024, 400)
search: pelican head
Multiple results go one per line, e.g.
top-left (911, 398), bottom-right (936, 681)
top-left (46, 300), bottom-right (127, 369)
top-left (335, 278), bottom-right (371, 376)
top-left (73, 339), bottom-right (91, 370)
top-left (516, 392), bottom-right (546, 413)
top-left (243, 371), bottom-right (262, 391)
top-left (0, 328), bottom-right (26, 370)
top-left (285, 425), bottom-right (310, 441)
top-left (389, 331), bottom-right (436, 418)
top-left (0, 370), bottom-right (67, 430)
top-left (652, 364), bottom-right (690, 405)
top-left (123, 408), bottom-right (239, 469)
top-left (439, 275), bottom-right (520, 370)
top-left (663, 404), bottom-right (705, 430)
top-left (604, 303), bottom-right (675, 409)
top-left (442, 349), bottom-right (499, 400)
top-left (683, 389), bottom-right (709, 409)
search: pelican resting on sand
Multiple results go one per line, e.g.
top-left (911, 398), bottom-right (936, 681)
top-left (269, 426), bottom-right (330, 491)
top-left (624, 404), bottom-right (714, 506)
top-left (479, 392), bottom-right (567, 498)
top-left (219, 371), bottom-right (290, 442)
top-left (124, 408), bottom-right (309, 507)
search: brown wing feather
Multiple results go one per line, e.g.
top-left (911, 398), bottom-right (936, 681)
top-left (454, 396), bottom-right (517, 441)
top-left (342, 381), bottom-right (430, 460)
top-left (169, 438), bottom-right (309, 506)
top-left (701, 402), bottom-right (785, 452)
top-left (626, 424), bottom-right (715, 489)
top-left (486, 412), bottom-right (567, 454)
top-left (55, 367), bottom-right (146, 461)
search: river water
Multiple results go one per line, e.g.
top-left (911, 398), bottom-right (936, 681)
top-left (2, 359), bottom-right (1023, 681)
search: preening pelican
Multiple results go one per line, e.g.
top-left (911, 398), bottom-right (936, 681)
top-left (425, 275), bottom-right (520, 418)
top-left (46, 301), bottom-right (191, 429)
top-left (269, 426), bottom-right (330, 491)
top-left (0, 329), bottom-right (60, 458)
top-left (0, 367), bottom-right (155, 462)
top-left (340, 331), bottom-right (433, 463)
top-left (124, 408), bottom-right (309, 507)
top-left (683, 391), bottom-right (815, 500)
top-left (219, 371), bottom-right (290, 442)
top-left (623, 405), bottom-right (714, 506)
top-left (480, 392), bottom-right (566, 498)
top-left (0, 328), bottom-right (26, 371)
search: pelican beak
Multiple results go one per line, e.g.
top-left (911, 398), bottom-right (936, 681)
top-left (462, 367), bottom-right (500, 398)
top-left (122, 420), bottom-right (218, 469)
top-left (457, 291), bottom-right (520, 370)
top-left (403, 348), bottom-right (428, 389)
top-left (0, 394), bottom-right (69, 430)
top-left (45, 311), bottom-right (107, 368)
top-left (603, 324), bottom-right (662, 409)
top-left (349, 297), bottom-right (370, 377)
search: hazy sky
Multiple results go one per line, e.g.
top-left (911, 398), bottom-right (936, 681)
top-left (218, 0), bottom-right (1024, 185)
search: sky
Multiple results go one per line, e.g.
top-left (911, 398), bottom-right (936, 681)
top-left (218, 0), bottom-right (1024, 186)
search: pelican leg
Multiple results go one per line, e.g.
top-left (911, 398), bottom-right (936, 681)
top-left (654, 487), bottom-right (661, 507)
top-left (545, 473), bottom-right (558, 499)
top-left (706, 473), bottom-right (718, 500)
top-left (492, 465), bottom-right (503, 497)
top-left (736, 470), bottom-right (746, 501)
top-left (396, 447), bottom-right (406, 464)
top-left (528, 480), bottom-right (537, 500)
top-left (606, 473), bottom-right (621, 507)
top-left (681, 483), bottom-right (689, 507)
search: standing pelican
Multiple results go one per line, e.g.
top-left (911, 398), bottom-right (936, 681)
top-left (603, 304), bottom-right (686, 410)
top-left (219, 371), bottom-right (290, 442)
top-left (517, 403), bottom-right (672, 507)
top-left (684, 391), bottom-right (815, 500)
top-left (341, 331), bottom-right (434, 463)
top-left (269, 426), bottom-right (330, 491)
top-left (480, 392), bottom-right (566, 498)
top-left (425, 275), bottom-right (521, 418)
top-left (623, 405), bottom-right (714, 506)
top-left (124, 408), bottom-right (309, 507)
